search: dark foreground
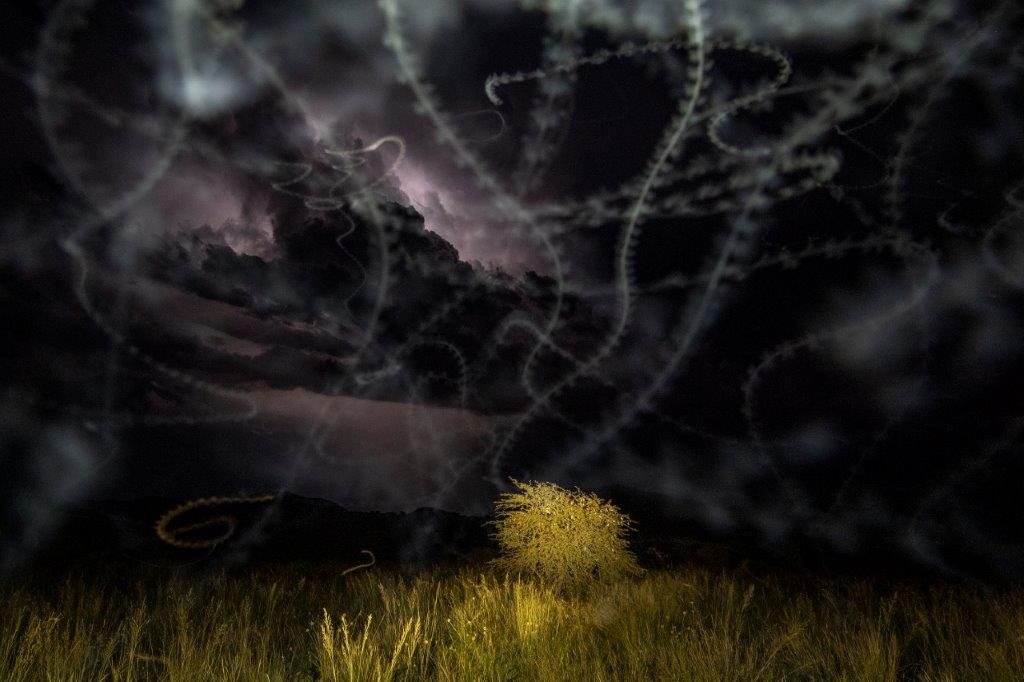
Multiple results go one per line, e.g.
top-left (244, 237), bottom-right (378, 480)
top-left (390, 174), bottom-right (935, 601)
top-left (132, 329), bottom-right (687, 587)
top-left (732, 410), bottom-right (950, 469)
top-left (5, 493), bottom-right (1023, 679)
top-left (3, 562), bottom-right (1023, 680)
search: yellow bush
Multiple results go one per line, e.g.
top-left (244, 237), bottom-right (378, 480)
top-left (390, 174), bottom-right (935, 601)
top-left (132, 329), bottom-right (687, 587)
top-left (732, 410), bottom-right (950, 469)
top-left (490, 479), bottom-right (642, 591)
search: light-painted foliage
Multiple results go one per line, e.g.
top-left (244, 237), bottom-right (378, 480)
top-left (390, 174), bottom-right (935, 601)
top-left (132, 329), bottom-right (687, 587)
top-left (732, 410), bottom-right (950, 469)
top-left (491, 479), bottom-right (642, 590)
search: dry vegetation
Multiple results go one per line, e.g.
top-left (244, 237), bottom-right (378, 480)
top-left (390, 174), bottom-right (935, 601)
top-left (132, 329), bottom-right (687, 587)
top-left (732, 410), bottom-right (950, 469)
top-left (491, 479), bottom-right (642, 591)
top-left (2, 564), bottom-right (1022, 680)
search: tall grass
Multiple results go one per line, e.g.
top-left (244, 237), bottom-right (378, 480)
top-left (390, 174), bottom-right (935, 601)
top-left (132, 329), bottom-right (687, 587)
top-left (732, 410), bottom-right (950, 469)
top-left (1, 564), bottom-right (1021, 680)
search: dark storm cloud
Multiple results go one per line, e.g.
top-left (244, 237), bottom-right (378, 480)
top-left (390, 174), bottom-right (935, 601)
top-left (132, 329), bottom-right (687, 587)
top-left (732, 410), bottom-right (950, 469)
top-left (3, 0), bottom-right (1024, 578)
top-left (1, 403), bottom-right (99, 571)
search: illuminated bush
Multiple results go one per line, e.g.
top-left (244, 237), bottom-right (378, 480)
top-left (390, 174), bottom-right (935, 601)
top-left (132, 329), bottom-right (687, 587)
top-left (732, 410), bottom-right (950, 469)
top-left (490, 479), bottom-right (641, 591)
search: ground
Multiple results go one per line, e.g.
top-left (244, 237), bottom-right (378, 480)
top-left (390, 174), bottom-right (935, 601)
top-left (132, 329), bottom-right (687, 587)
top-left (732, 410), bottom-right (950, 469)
top-left (3, 561), bottom-right (1022, 680)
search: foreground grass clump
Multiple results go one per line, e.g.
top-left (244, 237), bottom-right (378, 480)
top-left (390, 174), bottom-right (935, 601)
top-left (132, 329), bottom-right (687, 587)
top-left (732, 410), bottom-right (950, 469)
top-left (2, 565), bottom-right (1023, 680)
top-left (491, 479), bottom-right (641, 591)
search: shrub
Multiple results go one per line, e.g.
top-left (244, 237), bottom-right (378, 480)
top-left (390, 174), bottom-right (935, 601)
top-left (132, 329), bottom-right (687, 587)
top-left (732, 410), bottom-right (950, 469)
top-left (490, 479), bottom-right (642, 591)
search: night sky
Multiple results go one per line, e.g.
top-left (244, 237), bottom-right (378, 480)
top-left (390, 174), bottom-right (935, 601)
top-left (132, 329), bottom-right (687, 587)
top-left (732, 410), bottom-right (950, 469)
top-left (2, 0), bottom-right (1024, 577)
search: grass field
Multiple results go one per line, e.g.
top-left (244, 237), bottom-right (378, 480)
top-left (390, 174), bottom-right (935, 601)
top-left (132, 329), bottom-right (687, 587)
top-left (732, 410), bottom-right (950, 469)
top-left (2, 563), bottom-right (1022, 680)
